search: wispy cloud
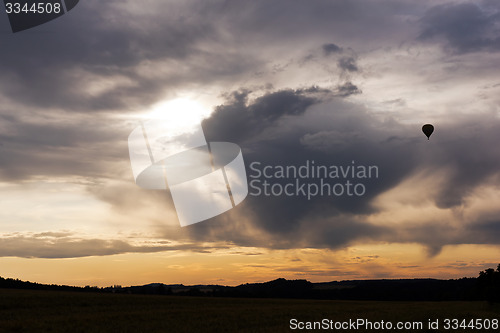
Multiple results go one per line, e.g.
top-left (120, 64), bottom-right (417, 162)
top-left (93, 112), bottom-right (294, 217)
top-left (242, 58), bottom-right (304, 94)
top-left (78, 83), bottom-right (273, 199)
top-left (0, 233), bottom-right (229, 258)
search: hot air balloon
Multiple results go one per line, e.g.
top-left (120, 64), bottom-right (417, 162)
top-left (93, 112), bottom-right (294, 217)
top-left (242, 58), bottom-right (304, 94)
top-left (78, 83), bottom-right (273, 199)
top-left (422, 124), bottom-right (434, 140)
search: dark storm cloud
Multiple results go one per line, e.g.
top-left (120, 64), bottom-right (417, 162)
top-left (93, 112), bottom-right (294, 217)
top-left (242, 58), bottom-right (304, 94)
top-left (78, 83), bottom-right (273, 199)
top-left (202, 87), bottom-right (331, 143)
top-left (193, 88), bottom-right (500, 252)
top-left (419, 2), bottom-right (500, 53)
top-left (197, 88), bottom-right (415, 248)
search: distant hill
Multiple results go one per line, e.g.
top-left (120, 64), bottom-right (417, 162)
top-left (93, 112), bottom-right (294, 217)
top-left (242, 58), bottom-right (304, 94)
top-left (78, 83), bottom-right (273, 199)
top-left (126, 277), bottom-right (477, 301)
top-left (3, 264), bottom-right (500, 301)
top-left (0, 276), bottom-right (482, 301)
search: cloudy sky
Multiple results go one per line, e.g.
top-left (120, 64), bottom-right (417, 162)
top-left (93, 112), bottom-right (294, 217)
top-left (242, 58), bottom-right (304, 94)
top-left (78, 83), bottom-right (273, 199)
top-left (1, 0), bottom-right (500, 287)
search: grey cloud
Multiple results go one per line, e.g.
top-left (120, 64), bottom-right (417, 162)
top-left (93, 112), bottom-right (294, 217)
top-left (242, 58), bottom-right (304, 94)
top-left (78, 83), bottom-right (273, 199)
top-left (0, 0), bottom-right (256, 111)
top-left (419, 2), bottom-right (500, 54)
top-left (383, 98), bottom-right (406, 107)
top-left (464, 220), bottom-right (500, 244)
top-left (0, 0), bottom-right (423, 112)
top-left (336, 82), bottom-right (361, 97)
top-left (338, 57), bottom-right (359, 72)
top-left (87, 180), bottom-right (174, 214)
top-left (322, 43), bottom-right (343, 55)
top-left (415, 120), bottom-right (500, 209)
top-left (394, 217), bottom-right (500, 257)
top-left (295, 216), bottom-right (389, 249)
top-left (0, 233), bottom-right (227, 258)
top-left (230, 251), bottom-right (264, 256)
top-left (211, 0), bottom-right (423, 48)
top-left (320, 43), bottom-right (360, 75)
top-left (0, 113), bottom-right (131, 181)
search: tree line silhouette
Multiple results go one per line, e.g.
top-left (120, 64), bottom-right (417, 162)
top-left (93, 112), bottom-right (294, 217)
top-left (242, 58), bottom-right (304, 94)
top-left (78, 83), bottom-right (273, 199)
top-left (1, 265), bottom-right (500, 301)
top-left (477, 264), bottom-right (500, 302)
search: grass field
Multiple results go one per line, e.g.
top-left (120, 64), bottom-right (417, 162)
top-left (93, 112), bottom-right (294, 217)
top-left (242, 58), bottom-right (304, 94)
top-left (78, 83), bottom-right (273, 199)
top-left (1, 289), bottom-right (499, 332)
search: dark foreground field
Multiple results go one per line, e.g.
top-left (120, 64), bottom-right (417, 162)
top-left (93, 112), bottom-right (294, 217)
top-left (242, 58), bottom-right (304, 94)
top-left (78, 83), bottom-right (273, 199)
top-left (1, 289), bottom-right (499, 332)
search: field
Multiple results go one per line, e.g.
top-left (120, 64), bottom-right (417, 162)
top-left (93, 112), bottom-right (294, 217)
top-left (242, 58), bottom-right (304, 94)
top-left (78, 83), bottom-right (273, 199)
top-left (1, 289), bottom-right (499, 332)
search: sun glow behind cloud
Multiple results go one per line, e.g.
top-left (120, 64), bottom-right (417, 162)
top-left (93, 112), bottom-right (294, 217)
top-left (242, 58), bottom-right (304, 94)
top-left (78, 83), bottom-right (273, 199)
top-left (146, 98), bottom-right (212, 136)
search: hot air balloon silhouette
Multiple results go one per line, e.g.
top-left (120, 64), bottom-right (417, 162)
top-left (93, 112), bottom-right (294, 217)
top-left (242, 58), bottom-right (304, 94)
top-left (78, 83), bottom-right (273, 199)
top-left (4, 0), bottom-right (80, 33)
top-left (422, 124), bottom-right (434, 140)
